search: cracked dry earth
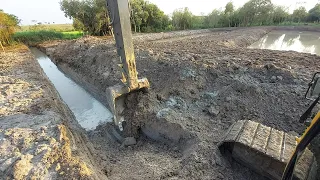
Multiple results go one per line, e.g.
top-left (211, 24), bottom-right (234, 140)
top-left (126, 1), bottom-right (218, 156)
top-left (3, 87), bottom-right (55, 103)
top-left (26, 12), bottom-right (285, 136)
top-left (35, 27), bottom-right (320, 179)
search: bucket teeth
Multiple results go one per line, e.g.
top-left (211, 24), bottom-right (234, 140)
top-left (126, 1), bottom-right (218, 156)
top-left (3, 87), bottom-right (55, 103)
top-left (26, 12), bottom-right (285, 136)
top-left (219, 120), bottom-right (317, 180)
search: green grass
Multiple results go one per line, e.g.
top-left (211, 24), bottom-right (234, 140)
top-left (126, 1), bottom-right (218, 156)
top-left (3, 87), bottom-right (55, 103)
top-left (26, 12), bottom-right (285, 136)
top-left (14, 24), bottom-right (83, 45)
top-left (18, 24), bottom-right (74, 32)
top-left (13, 30), bottom-right (83, 45)
top-left (61, 31), bottom-right (84, 39)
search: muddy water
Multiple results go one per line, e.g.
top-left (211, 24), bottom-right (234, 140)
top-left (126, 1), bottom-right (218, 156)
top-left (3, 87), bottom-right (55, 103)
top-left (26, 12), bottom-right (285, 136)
top-left (30, 48), bottom-right (113, 130)
top-left (249, 30), bottom-right (320, 55)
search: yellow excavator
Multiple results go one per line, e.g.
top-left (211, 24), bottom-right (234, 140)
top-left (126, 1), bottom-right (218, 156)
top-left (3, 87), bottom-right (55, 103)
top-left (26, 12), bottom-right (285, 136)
top-left (105, 0), bottom-right (320, 179)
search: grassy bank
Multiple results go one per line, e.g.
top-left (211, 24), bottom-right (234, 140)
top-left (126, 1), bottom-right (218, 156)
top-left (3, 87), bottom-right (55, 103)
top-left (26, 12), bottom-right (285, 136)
top-left (13, 30), bottom-right (83, 45)
top-left (18, 24), bottom-right (74, 32)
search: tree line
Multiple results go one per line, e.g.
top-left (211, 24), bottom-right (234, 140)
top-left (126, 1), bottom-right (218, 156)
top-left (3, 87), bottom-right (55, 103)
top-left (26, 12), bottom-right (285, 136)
top-left (174, 1), bottom-right (320, 29)
top-left (60, 0), bottom-right (320, 35)
top-left (1, 0), bottom-right (320, 46)
top-left (60, 0), bottom-right (171, 35)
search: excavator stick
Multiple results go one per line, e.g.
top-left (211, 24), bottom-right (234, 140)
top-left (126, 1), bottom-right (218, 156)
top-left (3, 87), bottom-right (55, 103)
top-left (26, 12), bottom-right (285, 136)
top-left (106, 0), bottom-right (149, 135)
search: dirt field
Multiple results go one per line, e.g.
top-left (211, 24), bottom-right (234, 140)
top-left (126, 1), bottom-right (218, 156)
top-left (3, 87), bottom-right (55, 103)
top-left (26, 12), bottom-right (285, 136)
top-left (26, 27), bottom-right (320, 179)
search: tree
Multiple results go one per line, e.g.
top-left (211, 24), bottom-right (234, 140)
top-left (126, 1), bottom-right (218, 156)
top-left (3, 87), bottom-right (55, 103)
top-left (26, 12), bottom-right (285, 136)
top-left (161, 15), bottom-right (170, 30)
top-left (272, 6), bottom-right (289, 24)
top-left (0, 10), bottom-right (20, 45)
top-left (130, 0), bottom-right (148, 32)
top-left (291, 6), bottom-right (308, 23)
top-left (73, 18), bottom-right (85, 31)
top-left (144, 3), bottom-right (166, 31)
top-left (308, 4), bottom-right (320, 22)
top-left (230, 9), bottom-right (242, 27)
top-left (204, 9), bottom-right (222, 28)
top-left (192, 16), bottom-right (205, 29)
top-left (224, 2), bottom-right (235, 27)
top-left (172, 8), bottom-right (194, 30)
top-left (225, 2), bottom-right (234, 14)
top-left (130, 0), bottom-right (169, 32)
top-left (60, 0), bottom-right (111, 35)
top-left (239, 0), bottom-right (273, 26)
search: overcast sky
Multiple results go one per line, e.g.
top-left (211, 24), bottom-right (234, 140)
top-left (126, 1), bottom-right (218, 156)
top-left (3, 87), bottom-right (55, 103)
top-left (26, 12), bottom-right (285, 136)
top-left (0, 0), bottom-right (319, 25)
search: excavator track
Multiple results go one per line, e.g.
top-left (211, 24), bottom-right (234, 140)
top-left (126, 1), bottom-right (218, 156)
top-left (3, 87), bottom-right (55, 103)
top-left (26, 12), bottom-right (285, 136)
top-left (219, 120), bottom-right (317, 180)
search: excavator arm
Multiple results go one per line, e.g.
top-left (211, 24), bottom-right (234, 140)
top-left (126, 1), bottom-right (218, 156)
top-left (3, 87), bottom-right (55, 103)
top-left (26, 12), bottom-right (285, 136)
top-left (105, 0), bottom-right (149, 133)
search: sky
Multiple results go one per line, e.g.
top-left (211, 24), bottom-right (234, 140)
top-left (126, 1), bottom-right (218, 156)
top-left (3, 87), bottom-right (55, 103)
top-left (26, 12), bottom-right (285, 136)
top-left (0, 0), bottom-right (319, 25)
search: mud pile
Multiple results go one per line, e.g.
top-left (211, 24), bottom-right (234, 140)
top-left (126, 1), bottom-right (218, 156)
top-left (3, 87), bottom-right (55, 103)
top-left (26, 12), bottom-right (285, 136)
top-left (39, 27), bottom-right (320, 179)
top-left (0, 46), bottom-right (107, 179)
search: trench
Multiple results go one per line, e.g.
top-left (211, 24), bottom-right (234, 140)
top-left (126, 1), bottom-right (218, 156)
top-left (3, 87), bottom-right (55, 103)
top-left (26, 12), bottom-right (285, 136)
top-left (249, 30), bottom-right (320, 55)
top-left (31, 46), bottom-right (192, 146)
top-left (31, 43), bottom-right (197, 179)
top-left (30, 47), bottom-right (113, 131)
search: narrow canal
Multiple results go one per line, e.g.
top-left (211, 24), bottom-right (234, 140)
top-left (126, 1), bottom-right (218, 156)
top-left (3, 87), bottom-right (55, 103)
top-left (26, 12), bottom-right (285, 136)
top-left (30, 48), bottom-right (113, 130)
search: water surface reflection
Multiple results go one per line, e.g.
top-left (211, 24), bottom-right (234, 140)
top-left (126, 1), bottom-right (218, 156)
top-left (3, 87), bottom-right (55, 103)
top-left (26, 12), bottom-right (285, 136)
top-left (249, 30), bottom-right (320, 55)
top-left (30, 48), bottom-right (113, 130)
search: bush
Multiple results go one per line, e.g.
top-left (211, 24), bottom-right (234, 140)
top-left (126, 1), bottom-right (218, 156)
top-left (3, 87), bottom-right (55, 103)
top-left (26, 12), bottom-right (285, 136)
top-left (165, 24), bottom-right (174, 31)
top-left (0, 10), bottom-right (19, 45)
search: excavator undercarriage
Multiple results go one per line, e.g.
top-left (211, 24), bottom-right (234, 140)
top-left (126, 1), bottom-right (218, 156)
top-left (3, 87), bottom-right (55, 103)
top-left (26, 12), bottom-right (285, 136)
top-left (219, 73), bottom-right (320, 180)
top-left (219, 120), bottom-right (317, 180)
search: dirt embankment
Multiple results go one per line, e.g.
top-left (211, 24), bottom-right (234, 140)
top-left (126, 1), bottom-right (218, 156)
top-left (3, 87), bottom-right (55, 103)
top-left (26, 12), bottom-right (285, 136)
top-left (0, 46), bottom-right (107, 179)
top-left (39, 27), bottom-right (320, 179)
top-left (273, 26), bottom-right (320, 32)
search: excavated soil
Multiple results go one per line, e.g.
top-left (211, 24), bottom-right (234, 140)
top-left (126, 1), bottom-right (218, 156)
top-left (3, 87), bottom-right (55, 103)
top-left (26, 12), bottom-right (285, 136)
top-left (39, 27), bottom-right (320, 180)
top-left (0, 45), bottom-right (107, 179)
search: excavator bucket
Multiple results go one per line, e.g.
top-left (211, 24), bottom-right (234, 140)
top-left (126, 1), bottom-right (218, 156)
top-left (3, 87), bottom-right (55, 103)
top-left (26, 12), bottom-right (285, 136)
top-left (218, 120), bottom-right (317, 180)
top-left (106, 78), bottom-right (149, 133)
